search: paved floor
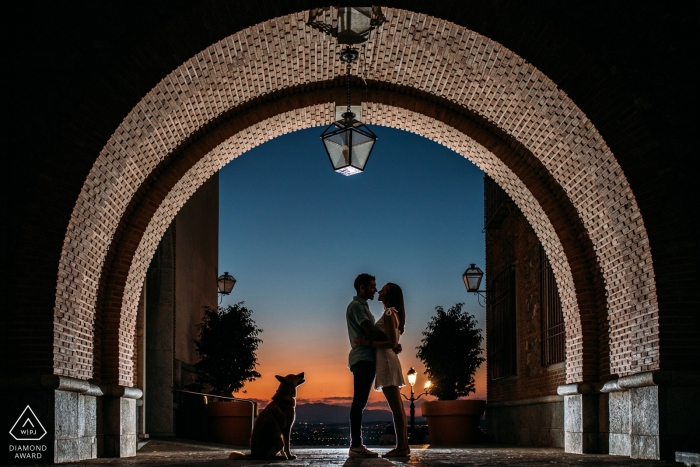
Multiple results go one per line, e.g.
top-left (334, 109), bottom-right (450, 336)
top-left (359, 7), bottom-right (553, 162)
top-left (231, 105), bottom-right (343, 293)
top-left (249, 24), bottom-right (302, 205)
top-left (34, 439), bottom-right (680, 467)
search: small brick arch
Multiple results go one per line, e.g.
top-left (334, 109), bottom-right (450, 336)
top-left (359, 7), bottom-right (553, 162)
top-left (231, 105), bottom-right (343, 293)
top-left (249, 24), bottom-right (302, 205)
top-left (54, 9), bottom-right (658, 387)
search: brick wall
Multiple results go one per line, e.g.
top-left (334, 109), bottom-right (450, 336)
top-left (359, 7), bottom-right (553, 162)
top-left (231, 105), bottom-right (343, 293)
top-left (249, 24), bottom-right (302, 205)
top-left (486, 200), bottom-right (566, 402)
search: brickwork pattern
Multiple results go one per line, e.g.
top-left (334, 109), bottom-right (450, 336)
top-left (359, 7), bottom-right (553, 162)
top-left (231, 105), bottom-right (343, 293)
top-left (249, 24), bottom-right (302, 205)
top-left (53, 9), bottom-right (658, 386)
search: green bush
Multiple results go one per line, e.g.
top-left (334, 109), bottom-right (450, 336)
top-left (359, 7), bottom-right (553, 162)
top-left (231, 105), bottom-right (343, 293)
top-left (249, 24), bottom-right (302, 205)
top-left (416, 303), bottom-right (485, 400)
top-left (193, 303), bottom-right (263, 396)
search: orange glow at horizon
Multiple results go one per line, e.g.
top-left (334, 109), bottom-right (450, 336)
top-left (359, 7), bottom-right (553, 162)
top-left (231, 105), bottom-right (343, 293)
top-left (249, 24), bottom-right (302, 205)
top-left (235, 332), bottom-right (487, 410)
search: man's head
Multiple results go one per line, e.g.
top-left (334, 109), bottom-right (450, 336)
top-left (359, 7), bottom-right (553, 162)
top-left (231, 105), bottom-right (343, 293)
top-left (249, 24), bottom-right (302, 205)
top-left (354, 273), bottom-right (377, 300)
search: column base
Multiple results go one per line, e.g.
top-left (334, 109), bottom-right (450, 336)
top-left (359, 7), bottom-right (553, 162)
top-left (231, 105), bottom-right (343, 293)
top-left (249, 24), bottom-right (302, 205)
top-left (1, 376), bottom-right (143, 463)
top-left (99, 385), bottom-right (143, 458)
top-left (601, 371), bottom-right (700, 460)
top-left (558, 383), bottom-right (601, 454)
top-left (1, 375), bottom-right (102, 464)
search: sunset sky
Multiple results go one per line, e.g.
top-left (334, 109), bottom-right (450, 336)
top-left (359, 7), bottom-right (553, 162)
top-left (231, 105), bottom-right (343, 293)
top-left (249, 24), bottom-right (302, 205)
top-left (218, 126), bottom-right (486, 412)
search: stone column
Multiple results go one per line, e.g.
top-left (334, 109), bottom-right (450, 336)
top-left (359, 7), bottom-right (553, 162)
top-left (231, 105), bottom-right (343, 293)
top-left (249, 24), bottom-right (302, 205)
top-left (557, 382), bottom-right (600, 454)
top-left (99, 385), bottom-right (143, 457)
top-left (1, 375), bottom-right (102, 463)
top-left (601, 371), bottom-right (700, 460)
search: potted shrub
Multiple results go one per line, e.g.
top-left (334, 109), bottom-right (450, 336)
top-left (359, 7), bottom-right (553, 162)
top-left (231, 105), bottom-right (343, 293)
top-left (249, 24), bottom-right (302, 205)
top-left (193, 302), bottom-right (263, 445)
top-left (416, 303), bottom-right (485, 445)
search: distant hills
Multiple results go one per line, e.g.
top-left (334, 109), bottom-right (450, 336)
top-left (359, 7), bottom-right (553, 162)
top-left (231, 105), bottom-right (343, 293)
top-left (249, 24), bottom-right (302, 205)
top-left (295, 403), bottom-right (425, 424)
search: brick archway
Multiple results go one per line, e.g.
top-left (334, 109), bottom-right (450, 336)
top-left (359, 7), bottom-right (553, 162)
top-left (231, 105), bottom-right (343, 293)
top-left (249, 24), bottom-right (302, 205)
top-left (54, 9), bottom-right (657, 389)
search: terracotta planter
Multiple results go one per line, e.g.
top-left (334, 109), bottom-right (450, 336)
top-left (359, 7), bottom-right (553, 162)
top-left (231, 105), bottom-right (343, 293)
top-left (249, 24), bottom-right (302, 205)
top-left (421, 399), bottom-right (485, 445)
top-left (207, 401), bottom-right (257, 446)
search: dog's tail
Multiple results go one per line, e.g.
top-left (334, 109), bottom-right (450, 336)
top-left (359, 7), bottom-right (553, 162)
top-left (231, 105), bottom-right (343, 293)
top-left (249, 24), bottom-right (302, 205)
top-left (228, 451), bottom-right (250, 460)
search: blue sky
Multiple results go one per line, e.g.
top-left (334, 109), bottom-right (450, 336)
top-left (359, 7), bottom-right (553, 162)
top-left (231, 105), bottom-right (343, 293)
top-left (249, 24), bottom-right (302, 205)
top-left (218, 125), bottom-right (487, 404)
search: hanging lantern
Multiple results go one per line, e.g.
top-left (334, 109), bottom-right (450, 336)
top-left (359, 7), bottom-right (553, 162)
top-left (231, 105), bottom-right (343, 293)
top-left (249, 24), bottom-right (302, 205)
top-left (307, 6), bottom-right (387, 44)
top-left (337, 7), bottom-right (373, 44)
top-left (320, 114), bottom-right (377, 176)
top-left (320, 46), bottom-right (378, 176)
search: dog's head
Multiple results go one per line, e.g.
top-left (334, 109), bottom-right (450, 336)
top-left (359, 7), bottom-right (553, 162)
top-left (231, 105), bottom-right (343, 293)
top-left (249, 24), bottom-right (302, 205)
top-left (275, 372), bottom-right (305, 396)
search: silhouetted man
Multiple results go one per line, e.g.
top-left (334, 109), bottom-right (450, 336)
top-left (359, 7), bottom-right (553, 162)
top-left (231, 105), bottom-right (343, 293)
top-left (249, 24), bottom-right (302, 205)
top-left (345, 273), bottom-right (379, 458)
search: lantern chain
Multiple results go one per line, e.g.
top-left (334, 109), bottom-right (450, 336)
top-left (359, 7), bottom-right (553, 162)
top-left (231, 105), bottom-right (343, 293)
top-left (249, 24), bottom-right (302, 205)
top-left (339, 46), bottom-right (358, 120)
top-left (346, 59), bottom-right (352, 115)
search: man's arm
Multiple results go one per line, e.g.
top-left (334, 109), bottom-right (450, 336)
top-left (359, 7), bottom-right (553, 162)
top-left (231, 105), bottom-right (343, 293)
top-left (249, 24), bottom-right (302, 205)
top-left (360, 320), bottom-right (385, 341)
top-left (359, 320), bottom-right (401, 354)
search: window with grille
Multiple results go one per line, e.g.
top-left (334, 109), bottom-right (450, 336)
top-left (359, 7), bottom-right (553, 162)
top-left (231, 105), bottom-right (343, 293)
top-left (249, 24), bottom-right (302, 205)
top-left (488, 265), bottom-right (516, 380)
top-left (540, 246), bottom-right (565, 366)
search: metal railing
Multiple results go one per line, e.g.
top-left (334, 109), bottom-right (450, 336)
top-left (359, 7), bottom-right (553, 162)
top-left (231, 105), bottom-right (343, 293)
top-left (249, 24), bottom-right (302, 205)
top-left (172, 388), bottom-right (257, 407)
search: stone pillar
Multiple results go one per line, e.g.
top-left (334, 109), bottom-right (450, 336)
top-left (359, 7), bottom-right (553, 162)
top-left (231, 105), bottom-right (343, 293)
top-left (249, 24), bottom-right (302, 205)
top-left (603, 381), bottom-right (631, 456)
top-left (99, 385), bottom-right (143, 457)
top-left (1, 375), bottom-right (102, 463)
top-left (601, 371), bottom-right (700, 460)
top-left (557, 382), bottom-right (600, 454)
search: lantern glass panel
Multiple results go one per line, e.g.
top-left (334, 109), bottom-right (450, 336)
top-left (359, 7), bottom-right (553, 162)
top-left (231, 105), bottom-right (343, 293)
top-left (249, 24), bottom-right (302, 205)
top-left (337, 7), bottom-right (372, 44)
top-left (321, 118), bottom-right (377, 175)
top-left (323, 131), bottom-right (351, 170)
top-left (351, 132), bottom-right (373, 168)
top-left (462, 264), bottom-right (483, 292)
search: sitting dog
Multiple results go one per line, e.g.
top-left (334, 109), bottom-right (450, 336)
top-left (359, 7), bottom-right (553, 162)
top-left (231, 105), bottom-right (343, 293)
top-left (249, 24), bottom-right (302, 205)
top-left (229, 372), bottom-right (305, 460)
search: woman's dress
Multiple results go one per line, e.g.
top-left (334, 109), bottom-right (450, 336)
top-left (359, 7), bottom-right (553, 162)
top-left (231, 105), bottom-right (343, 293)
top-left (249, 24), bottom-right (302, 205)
top-left (374, 307), bottom-right (405, 390)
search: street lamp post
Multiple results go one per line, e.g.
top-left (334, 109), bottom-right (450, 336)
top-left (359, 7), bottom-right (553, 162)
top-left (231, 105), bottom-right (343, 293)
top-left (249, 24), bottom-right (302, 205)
top-left (401, 367), bottom-right (430, 442)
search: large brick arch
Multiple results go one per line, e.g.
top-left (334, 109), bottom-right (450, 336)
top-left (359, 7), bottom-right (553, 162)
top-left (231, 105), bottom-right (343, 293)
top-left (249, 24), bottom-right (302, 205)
top-left (54, 9), bottom-right (658, 387)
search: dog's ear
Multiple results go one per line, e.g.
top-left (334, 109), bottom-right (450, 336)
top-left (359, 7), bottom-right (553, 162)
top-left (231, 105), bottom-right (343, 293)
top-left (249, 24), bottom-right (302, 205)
top-left (275, 375), bottom-right (285, 383)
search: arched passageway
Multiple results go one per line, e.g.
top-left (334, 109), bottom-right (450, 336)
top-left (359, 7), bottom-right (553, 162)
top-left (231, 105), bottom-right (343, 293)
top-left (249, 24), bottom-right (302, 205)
top-left (56, 9), bottom-right (655, 390)
top-left (3, 2), bottom-right (697, 463)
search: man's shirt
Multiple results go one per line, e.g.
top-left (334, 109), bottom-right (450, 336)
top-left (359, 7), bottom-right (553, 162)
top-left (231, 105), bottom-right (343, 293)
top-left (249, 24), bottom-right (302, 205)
top-left (346, 295), bottom-right (376, 367)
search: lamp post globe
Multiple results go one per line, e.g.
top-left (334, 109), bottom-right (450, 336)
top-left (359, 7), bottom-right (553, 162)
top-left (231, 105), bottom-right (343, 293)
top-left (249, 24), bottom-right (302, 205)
top-left (407, 367), bottom-right (417, 387)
